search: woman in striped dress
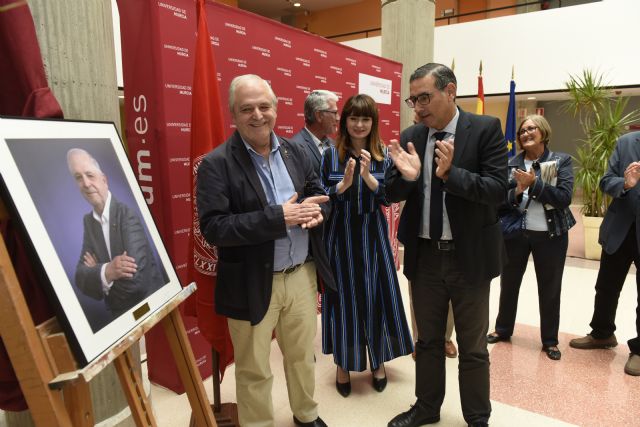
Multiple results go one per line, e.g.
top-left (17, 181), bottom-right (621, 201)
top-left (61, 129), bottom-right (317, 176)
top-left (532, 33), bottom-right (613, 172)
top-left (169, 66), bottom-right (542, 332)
top-left (321, 94), bottom-right (413, 397)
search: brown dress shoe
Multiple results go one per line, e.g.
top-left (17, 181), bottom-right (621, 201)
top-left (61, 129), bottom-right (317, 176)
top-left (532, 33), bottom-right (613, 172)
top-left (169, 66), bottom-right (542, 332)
top-left (569, 334), bottom-right (617, 349)
top-left (444, 340), bottom-right (457, 358)
top-left (624, 353), bottom-right (640, 376)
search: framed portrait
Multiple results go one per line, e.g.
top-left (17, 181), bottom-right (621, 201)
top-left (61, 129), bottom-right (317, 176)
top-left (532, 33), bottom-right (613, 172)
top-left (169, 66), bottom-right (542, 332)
top-left (0, 117), bottom-right (183, 366)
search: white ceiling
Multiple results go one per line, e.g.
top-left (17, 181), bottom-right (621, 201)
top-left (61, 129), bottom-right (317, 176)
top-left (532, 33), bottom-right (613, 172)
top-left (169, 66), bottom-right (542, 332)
top-left (237, 0), bottom-right (361, 19)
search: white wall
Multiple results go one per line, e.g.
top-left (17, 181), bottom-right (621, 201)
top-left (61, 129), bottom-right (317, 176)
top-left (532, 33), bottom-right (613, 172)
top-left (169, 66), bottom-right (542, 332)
top-left (342, 0), bottom-right (640, 97)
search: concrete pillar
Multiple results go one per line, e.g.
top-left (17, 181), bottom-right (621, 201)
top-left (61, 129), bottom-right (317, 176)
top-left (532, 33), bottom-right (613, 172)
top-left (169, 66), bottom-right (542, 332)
top-left (3, 1), bottom-right (132, 426)
top-left (381, 0), bottom-right (436, 130)
top-left (30, 0), bottom-right (121, 133)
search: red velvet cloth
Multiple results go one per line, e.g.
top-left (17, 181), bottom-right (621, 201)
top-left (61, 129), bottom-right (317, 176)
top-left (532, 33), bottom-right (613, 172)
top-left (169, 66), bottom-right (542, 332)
top-left (0, 0), bottom-right (63, 411)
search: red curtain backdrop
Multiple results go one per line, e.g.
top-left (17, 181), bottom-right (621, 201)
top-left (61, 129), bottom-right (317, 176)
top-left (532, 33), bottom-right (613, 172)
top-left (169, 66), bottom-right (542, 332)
top-left (117, 0), bottom-right (402, 392)
top-left (0, 0), bottom-right (63, 411)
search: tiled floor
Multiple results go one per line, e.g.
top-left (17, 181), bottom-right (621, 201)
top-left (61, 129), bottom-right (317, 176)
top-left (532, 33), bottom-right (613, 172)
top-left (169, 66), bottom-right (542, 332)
top-left (149, 257), bottom-right (639, 426)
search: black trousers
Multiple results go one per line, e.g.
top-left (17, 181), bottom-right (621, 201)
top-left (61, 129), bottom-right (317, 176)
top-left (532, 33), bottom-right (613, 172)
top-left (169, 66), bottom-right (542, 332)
top-left (412, 239), bottom-right (490, 425)
top-left (494, 230), bottom-right (568, 347)
top-left (590, 224), bottom-right (640, 355)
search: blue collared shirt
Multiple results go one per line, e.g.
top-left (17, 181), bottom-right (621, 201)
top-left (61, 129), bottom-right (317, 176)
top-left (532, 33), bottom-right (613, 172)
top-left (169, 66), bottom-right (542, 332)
top-left (243, 133), bottom-right (309, 271)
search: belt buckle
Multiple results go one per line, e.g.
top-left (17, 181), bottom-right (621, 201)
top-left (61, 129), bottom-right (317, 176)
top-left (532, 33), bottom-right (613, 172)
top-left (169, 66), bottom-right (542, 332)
top-left (436, 240), bottom-right (452, 251)
top-left (282, 263), bottom-right (301, 274)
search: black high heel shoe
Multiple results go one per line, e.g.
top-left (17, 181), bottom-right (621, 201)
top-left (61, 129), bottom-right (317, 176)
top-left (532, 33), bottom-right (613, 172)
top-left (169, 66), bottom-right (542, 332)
top-left (335, 367), bottom-right (351, 397)
top-left (372, 364), bottom-right (387, 392)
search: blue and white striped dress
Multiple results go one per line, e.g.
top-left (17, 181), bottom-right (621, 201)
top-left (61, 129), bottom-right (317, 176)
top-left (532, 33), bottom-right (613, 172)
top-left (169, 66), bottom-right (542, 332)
top-left (321, 146), bottom-right (413, 371)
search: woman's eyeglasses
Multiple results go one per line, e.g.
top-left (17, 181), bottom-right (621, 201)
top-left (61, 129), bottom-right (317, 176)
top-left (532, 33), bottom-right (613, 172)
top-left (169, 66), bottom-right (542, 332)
top-left (518, 126), bottom-right (538, 136)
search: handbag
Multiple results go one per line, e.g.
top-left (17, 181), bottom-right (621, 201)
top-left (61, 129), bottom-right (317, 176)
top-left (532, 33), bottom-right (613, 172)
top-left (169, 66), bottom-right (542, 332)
top-left (499, 196), bottom-right (532, 240)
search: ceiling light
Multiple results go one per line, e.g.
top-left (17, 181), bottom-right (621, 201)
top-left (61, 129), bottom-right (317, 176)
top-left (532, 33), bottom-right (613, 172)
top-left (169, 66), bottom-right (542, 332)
top-left (293, 2), bottom-right (301, 6)
top-left (527, 96), bottom-right (536, 100)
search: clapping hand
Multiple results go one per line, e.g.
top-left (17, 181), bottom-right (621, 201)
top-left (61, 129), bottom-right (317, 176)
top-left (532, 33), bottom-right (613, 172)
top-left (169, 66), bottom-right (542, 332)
top-left (282, 193), bottom-right (328, 229)
top-left (514, 168), bottom-right (536, 194)
top-left (359, 149), bottom-right (372, 178)
top-left (623, 162), bottom-right (640, 190)
top-left (337, 158), bottom-right (356, 194)
top-left (389, 139), bottom-right (421, 180)
top-left (299, 194), bottom-right (329, 229)
top-left (434, 138), bottom-right (454, 180)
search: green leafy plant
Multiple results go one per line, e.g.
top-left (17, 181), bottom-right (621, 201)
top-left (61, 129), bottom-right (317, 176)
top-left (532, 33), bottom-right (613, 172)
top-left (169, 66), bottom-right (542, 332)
top-left (563, 70), bottom-right (640, 217)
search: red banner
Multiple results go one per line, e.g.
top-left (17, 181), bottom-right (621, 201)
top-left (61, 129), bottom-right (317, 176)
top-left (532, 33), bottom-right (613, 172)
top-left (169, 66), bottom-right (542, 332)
top-left (187, 0), bottom-right (233, 378)
top-left (117, 0), bottom-right (402, 392)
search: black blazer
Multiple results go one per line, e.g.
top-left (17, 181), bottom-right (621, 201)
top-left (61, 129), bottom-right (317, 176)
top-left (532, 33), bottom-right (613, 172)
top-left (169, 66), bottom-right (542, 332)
top-left (386, 108), bottom-right (508, 285)
top-left (75, 196), bottom-right (165, 317)
top-left (599, 131), bottom-right (640, 254)
top-left (290, 127), bottom-right (334, 173)
top-left (197, 131), bottom-right (336, 325)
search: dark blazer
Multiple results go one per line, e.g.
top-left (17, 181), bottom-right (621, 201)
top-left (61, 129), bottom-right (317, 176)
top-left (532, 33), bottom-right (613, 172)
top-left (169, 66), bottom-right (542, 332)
top-left (599, 131), bottom-right (640, 254)
top-left (290, 127), bottom-right (334, 172)
top-left (385, 108), bottom-right (508, 285)
top-left (197, 130), bottom-right (336, 325)
top-left (75, 196), bottom-right (164, 317)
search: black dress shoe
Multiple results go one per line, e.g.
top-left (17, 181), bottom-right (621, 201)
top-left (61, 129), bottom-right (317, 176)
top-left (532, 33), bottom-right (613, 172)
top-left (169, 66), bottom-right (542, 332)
top-left (468, 423), bottom-right (488, 427)
top-left (372, 364), bottom-right (387, 392)
top-left (335, 367), bottom-right (351, 397)
top-left (293, 415), bottom-right (328, 427)
top-left (373, 375), bottom-right (387, 392)
top-left (388, 404), bottom-right (439, 427)
top-left (487, 332), bottom-right (510, 344)
top-left (543, 346), bottom-right (561, 360)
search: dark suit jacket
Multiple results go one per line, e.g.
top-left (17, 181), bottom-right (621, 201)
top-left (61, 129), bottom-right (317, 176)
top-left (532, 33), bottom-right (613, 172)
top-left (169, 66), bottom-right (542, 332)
top-left (385, 108), bottom-right (508, 285)
top-left (599, 131), bottom-right (640, 254)
top-left (75, 196), bottom-right (164, 318)
top-left (290, 127), bottom-right (334, 172)
top-left (197, 131), bottom-right (336, 325)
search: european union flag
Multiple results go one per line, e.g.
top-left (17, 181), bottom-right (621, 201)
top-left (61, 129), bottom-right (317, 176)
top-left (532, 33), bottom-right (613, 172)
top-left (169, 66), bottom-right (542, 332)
top-left (505, 79), bottom-right (517, 158)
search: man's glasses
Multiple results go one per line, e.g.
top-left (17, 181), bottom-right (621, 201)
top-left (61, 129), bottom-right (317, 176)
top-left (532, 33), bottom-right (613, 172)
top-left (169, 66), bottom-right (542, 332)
top-left (319, 110), bottom-right (339, 117)
top-left (404, 92), bottom-right (434, 108)
top-left (518, 126), bottom-right (538, 136)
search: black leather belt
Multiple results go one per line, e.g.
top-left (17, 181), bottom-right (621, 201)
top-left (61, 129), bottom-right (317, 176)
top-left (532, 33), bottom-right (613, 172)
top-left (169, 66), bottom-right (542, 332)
top-left (274, 262), bottom-right (305, 275)
top-left (422, 238), bottom-right (455, 251)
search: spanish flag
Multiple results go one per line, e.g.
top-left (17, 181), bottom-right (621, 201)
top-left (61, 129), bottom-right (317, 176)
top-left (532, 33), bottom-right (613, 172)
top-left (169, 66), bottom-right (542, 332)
top-left (476, 61), bottom-right (484, 115)
top-left (505, 68), bottom-right (517, 158)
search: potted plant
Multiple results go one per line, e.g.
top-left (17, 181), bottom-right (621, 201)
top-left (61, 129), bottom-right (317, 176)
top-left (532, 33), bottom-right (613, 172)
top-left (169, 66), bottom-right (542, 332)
top-left (564, 69), bottom-right (640, 259)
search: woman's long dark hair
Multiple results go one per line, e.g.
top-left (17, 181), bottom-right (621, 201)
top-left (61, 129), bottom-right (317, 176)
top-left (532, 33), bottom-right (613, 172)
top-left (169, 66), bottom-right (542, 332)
top-left (336, 94), bottom-right (384, 162)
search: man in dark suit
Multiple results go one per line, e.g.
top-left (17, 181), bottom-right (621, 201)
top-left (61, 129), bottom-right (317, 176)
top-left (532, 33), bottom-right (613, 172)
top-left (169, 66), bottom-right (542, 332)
top-left (67, 148), bottom-right (165, 328)
top-left (570, 131), bottom-right (640, 376)
top-left (196, 74), bottom-right (335, 427)
top-left (385, 63), bottom-right (507, 427)
top-left (290, 89), bottom-right (339, 172)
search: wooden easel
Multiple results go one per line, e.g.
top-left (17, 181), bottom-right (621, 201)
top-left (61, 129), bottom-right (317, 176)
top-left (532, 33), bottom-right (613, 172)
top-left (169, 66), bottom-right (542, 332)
top-left (0, 201), bottom-right (216, 427)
